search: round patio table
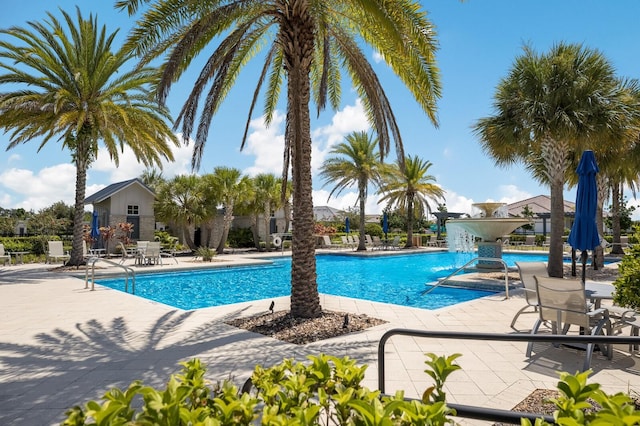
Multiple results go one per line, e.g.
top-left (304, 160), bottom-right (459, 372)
top-left (10, 251), bottom-right (30, 265)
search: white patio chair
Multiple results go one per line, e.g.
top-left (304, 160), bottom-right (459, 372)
top-left (0, 243), bottom-right (10, 266)
top-left (46, 241), bottom-right (70, 264)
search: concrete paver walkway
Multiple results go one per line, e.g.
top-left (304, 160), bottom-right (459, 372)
top-left (0, 254), bottom-right (638, 425)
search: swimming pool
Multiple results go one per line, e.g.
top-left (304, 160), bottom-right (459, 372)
top-left (95, 251), bottom-right (550, 310)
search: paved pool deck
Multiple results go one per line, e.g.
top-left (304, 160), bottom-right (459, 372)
top-left (0, 250), bottom-right (638, 425)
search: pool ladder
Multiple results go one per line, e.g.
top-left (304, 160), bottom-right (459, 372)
top-left (85, 257), bottom-right (136, 294)
top-left (421, 257), bottom-right (511, 298)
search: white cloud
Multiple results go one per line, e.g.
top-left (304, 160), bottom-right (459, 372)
top-left (242, 111), bottom-right (286, 176)
top-left (372, 51), bottom-right (385, 64)
top-left (0, 164), bottom-right (76, 211)
top-left (497, 184), bottom-right (533, 205)
top-left (313, 188), bottom-right (386, 215)
top-left (441, 190), bottom-right (475, 216)
top-left (7, 154), bottom-right (20, 164)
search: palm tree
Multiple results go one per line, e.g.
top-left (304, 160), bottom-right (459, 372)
top-left (0, 8), bottom-right (179, 265)
top-left (473, 43), bottom-right (639, 277)
top-left (253, 173), bottom-right (283, 251)
top-left (140, 168), bottom-right (166, 192)
top-left (117, 0), bottom-right (441, 318)
top-left (378, 155), bottom-right (444, 248)
top-left (206, 167), bottom-right (252, 254)
top-left (154, 175), bottom-right (204, 250)
top-left (320, 131), bottom-right (387, 251)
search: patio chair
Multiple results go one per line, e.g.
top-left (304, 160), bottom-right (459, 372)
top-left (523, 235), bottom-right (536, 249)
top-left (340, 236), bottom-right (354, 249)
top-left (365, 234), bottom-right (374, 248)
top-left (160, 238), bottom-right (179, 264)
top-left (142, 241), bottom-right (162, 265)
top-left (321, 235), bottom-right (341, 249)
top-left (118, 242), bottom-right (137, 265)
top-left (510, 262), bottom-right (548, 329)
top-left (527, 275), bottom-right (612, 371)
top-left (0, 243), bottom-right (10, 266)
top-left (46, 241), bottom-right (70, 264)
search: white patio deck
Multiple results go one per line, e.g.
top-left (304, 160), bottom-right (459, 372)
top-left (0, 253), bottom-right (638, 425)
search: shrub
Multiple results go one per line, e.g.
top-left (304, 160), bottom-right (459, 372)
top-left (364, 223), bottom-right (383, 238)
top-left (227, 227), bottom-right (254, 248)
top-left (613, 228), bottom-right (640, 309)
top-left (61, 355), bottom-right (640, 425)
top-left (195, 246), bottom-right (216, 262)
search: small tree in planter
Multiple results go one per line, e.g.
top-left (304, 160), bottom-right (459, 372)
top-left (98, 226), bottom-right (116, 255)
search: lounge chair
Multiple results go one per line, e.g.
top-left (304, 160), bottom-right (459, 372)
top-left (364, 234), bottom-right (374, 249)
top-left (340, 236), bottom-right (354, 249)
top-left (321, 235), bottom-right (342, 249)
top-left (527, 275), bottom-right (612, 371)
top-left (523, 235), bottom-right (536, 249)
top-left (510, 262), bottom-right (548, 329)
top-left (160, 238), bottom-right (179, 264)
top-left (0, 243), bottom-right (10, 266)
top-left (46, 241), bottom-right (70, 264)
top-left (371, 235), bottom-right (383, 250)
top-left (388, 235), bottom-right (401, 250)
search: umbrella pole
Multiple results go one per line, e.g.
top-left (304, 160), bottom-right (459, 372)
top-left (571, 248), bottom-right (576, 277)
top-left (581, 250), bottom-right (588, 284)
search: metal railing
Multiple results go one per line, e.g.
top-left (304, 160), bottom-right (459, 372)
top-left (85, 256), bottom-right (136, 294)
top-left (421, 256), bottom-right (511, 298)
top-left (378, 328), bottom-right (640, 424)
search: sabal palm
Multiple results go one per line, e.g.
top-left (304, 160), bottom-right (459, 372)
top-left (0, 9), bottom-right (178, 265)
top-left (117, 0), bottom-right (441, 318)
top-left (474, 42), bottom-right (639, 277)
top-left (378, 155), bottom-right (444, 248)
top-left (154, 175), bottom-right (204, 250)
top-left (206, 167), bottom-right (251, 254)
top-left (320, 131), bottom-right (387, 251)
top-left (253, 173), bottom-right (282, 251)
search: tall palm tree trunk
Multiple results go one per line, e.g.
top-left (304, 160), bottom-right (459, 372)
top-left (69, 145), bottom-right (90, 266)
top-left (405, 195), bottom-right (415, 248)
top-left (216, 205), bottom-right (234, 254)
top-left (610, 181), bottom-right (624, 255)
top-left (357, 182), bottom-right (367, 251)
top-left (283, 0), bottom-right (321, 318)
top-left (544, 138), bottom-right (568, 278)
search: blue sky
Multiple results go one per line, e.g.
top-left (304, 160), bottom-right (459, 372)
top-left (1, 1), bottom-right (640, 218)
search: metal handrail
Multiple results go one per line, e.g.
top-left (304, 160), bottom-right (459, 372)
top-left (421, 256), bottom-right (511, 298)
top-left (378, 328), bottom-right (640, 424)
top-left (85, 257), bottom-right (136, 294)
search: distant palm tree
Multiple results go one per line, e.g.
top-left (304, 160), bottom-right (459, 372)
top-left (378, 156), bottom-right (444, 248)
top-left (320, 131), bottom-right (387, 251)
top-left (154, 175), bottom-right (204, 250)
top-left (140, 169), bottom-right (166, 192)
top-left (117, 0), bottom-right (441, 318)
top-left (474, 43), bottom-right (640, 277)
top-left (0, 9), bottom-right (179, 265)
top-left (206, 167), bottom-right (252, 254)
top-left (253, 173), bottom-right (283, 251)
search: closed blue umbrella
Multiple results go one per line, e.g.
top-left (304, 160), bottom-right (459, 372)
top-left (90, 211), bottom-right (100, 247)
top-left (567, 150), bottom-right (600, 283)
top-left (382, 212), bottom-right (389, 239)
top-left (345, 217), bottom-right (350, 234)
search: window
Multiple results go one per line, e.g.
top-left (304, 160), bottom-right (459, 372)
top-left (127, 205), bottom-right (139, 215)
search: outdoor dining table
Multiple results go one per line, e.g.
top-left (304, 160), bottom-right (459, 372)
top-left (584, 281), bottom-right (615, 309)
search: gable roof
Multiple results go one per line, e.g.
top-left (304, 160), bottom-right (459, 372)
top-left (313, 205), bottom-right (345, 221)
top-left (506, 195), bottom-right (575, 217)
top-left (84, 178), bottom-right (155, 204)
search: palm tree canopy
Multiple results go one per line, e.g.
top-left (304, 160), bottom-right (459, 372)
top-left (0, 7), bottom-right (179, 167)
top-left (115, 0), bottom-right (441, 170)
top-left (320, 131), bottom-right (386, 201)
top-left (378, 155), bottom-right (444, 217)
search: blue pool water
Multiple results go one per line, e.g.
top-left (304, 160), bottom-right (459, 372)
top-left (95, 251), bottom-right (551, 310)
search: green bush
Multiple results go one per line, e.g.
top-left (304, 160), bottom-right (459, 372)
top-left (613, 228), bottom-right (640, 309)
top-left (364, 223), bottom-right (383, 238)
top-left (227, 227), bottom-right (254, 248)
top-left (62, 354), bottom-right (640, 425)
top-left (195, 246), bottom-right (216, 262)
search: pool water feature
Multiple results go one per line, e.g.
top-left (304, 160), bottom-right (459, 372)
top-left (95, 251), bottom-right (551, 311)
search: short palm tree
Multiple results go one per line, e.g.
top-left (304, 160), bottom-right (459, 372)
top-left (154, 175), bottom-right (204, 251)
top-left (205, 167), bottom-right (251, 254)
top-left (378, 155), bottom-right (444, 248)
top-left (320, 131), bottom-right (387, 251)
top-left (117, 0), bottom-right (441, 318)
top-left (0, 9), bottom-right (179, 265)
top-left (474, 43), bottom-right (640, 277)
top-left (253, 173), bottom-right (283, 252)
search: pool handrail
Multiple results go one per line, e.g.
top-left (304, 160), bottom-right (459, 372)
top-left (421, 256), bottom-right (511, 298)
top-left (85, 257), bottom-right (136, 293)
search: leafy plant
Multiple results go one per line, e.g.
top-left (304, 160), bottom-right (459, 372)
top-left (612, 226), bottom-right (640, 309)
top-left (195, 246), bottom-right (216, 262)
